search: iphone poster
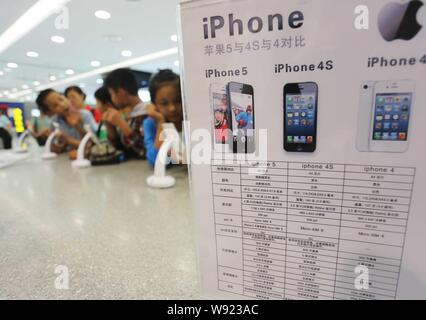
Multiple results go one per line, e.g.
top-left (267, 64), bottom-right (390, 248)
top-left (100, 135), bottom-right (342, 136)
top-left (179, 0), bottom-right (426, 299)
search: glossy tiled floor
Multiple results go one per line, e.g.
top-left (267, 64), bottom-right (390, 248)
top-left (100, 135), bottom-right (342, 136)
top-left (0, 149), bottom-right (200, 299)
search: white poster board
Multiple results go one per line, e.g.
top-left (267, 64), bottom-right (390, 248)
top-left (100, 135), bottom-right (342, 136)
top-left (179, 0), bottom-right (426, 299)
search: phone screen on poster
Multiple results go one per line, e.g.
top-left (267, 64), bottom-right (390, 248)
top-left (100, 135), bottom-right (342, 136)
top-left (284, 82), bottom-right (318, 152)
top-left (228, 83), bottom-right (255, 153)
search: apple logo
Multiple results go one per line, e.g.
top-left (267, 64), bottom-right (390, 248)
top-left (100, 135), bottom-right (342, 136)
top-left (378, 0), bottom-right (424, 41)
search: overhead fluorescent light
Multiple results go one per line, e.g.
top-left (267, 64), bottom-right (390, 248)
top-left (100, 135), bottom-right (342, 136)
top-left (12, 47), bottom-right (178, 97)
top-left (91, 60), bottom-right (101, 67)
top-left (170, 34), bottom-right (178, 42)
top-left (27, 51), bottom-right (39, 58)
top-left (51, 35), bottom-right (65, 43)
top-left (33, 81), bottom-right (40, 86)
top-left (121, 50), bottom-right (132, 57)
top-left (65, 69), bottom-right (75, 75)
top-left (7, 62), bottom-right (18, 68)
top-left (95, 10), bottom-right (111, 20)
top-left (0, 0), bottom-right (71, 54)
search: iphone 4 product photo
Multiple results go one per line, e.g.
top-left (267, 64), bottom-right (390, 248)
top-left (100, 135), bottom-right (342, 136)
top-left (369, 80), bottom-right (415, 153)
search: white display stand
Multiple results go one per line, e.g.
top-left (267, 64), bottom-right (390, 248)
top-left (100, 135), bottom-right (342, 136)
top-left (179, 0), bottom-right (426, 300)
top-left (147, 124), bottom-right (181, 189)
top-left (14, 130), bottom-right (30, 154)
top-left (42, 123), bottom-right (60, 160)
top-left (71, 125), bottom-right (100, 169)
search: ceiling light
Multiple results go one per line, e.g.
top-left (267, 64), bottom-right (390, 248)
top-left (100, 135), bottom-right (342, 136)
top-left (3, 90), bottom-right (10, 95)
top-left (95, 10), bottom-right (111, 20)
top-left (121, 50), bottom-right (132, 57)
top-left (51, 35), bottom-right (65, 43)
top-left (0, 71), bottom-right (3, 76)
top-left (65, 69), bottom-right (75, 75)
top-left (170, 34), bottom-right (178, 42)
top-left (0, 0), bottom-right (71, 55)
top-left (7, 62), bottom-right (18, 68)
top-left (96, 78), bottom-right (104, 84)
top-left (173, 60), bottom-right (180, 67)
top-left (22, 84), bottom-right (29, 89)
top-left (26, 51), bottom-right (39, 58)
top-left (33, 81), bottom-right (40, 86)
top-left (49, 75), bottom-right (56, 81)
top-left (91, 60), bottom-right (101, 67)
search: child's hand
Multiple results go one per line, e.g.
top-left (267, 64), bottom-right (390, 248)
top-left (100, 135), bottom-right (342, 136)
top-left (102, 108), bottom-right (123, 127)
top-left (68, 149), bottom-right (78, 160)
top-left (56, 132), bottom-right (67, 145)
top-left (51, 135), bottom-right (66, 153)
top-left (147, 104), bottom-right (165, 123)
top-left (39, 128), bottom-right (51, 138)
top-left (51, 143), bottom-right (65, 154)
top-left (103, 108), bottom-right (133, 137)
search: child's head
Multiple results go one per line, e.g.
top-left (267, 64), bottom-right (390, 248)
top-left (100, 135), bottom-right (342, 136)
top-left (104, 68), bottom-right (139, 109)
top-left (94, 86), bottom-right (115, 114)
top-left (36, 89), bottom-right (72, 117)
top-left (149, 69), bottom-right (182, 123)
top-left (64, 86), bottom-right (87, 109)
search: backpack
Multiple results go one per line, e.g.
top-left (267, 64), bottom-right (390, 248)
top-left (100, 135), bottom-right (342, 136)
top-left (89, 122), bottom-right (126, 166)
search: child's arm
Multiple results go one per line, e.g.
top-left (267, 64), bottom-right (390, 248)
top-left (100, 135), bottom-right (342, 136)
top-left (102, 108), bottom-right (133, 137)
top-left (105, 122), bottom-right (118, 144)
top-left (59, 132), bottom-right (81, 149)
top-left (146, 104), bottom-right (165, 150)
top-left (44, 128), bottom-right (77, 154)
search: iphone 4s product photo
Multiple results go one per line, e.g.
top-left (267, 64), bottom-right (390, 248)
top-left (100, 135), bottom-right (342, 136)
top-left (369, 80), bottom-right (415, 153)
top-left (283, 82), bottom-right (318, 153)
top-left (210, 83), bottom-right (232, 153)
top-left (227, 82), bottom-right (255, 154)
